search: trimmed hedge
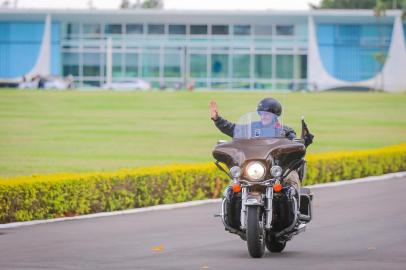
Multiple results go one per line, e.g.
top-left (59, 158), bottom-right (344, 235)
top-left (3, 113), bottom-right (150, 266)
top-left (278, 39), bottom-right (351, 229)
top-left (0, 144), bottom-right (405, 223)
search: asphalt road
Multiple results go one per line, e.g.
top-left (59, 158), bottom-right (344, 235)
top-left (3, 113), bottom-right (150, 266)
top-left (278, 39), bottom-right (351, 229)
top-left (1, 176), bottom-right (406, 270)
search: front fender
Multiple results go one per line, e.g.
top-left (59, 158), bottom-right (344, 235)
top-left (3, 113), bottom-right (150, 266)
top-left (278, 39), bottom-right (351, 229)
top-left (244, 193), bottom-right (263, 206)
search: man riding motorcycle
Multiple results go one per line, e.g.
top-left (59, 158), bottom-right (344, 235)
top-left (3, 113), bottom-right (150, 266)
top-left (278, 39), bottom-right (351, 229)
top-left (209, 97), bottom-right (314, 198)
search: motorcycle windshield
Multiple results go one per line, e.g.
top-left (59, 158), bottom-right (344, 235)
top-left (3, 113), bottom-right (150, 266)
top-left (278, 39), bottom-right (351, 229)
top-left (233, 112), bottom-right (284, 139)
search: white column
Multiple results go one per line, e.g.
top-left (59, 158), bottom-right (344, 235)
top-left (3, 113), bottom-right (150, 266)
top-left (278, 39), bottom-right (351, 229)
top-left (106, 37), bottom-right (113, 86)
top-left (25, 14), bottom-right (51, 79)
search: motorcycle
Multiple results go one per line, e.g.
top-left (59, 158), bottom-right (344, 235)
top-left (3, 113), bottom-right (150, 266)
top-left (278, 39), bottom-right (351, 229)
top-left (213, 111), bottom-right (313, 258)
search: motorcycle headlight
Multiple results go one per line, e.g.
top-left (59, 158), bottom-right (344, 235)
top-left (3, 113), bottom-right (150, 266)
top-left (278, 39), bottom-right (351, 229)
top-left (245, 161), bottom-right (266, 181)
top-left (230, 166), bottom-right (242, 178)
top-left (270, 166), bottom-right (283, 177)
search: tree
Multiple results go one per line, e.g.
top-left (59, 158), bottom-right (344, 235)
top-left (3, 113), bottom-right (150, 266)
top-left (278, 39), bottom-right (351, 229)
top-left (140, 0), bottom-right (163, 9)
top-left (311, 0), bottom-right (406, 15)
top-left (119, 0), bottom-right (164, 9)
top-left (1, 0), bottom-right (10, 7)
top-left (120, 0), bottom-right (130, 9)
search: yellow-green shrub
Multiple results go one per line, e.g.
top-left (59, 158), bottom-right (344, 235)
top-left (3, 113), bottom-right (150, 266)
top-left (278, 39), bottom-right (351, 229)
top-left (304, 144), bottom-right (406, 185)
top-left (0, 144), bottom-right (405, 223)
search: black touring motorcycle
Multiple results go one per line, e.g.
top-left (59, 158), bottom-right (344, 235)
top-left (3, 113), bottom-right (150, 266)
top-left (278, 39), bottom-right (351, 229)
top-left (213, 112), bottom-right (313, 258)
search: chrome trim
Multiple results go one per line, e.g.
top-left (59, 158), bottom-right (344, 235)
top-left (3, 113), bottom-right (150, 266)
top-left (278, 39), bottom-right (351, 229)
top-left (244, 201), bottom-right (263, 206)
top-left (265, 186), bottom-right (273, 229)
top-left (298, 194), bottom-right (312, 223)
top-left (240, 186), bottom-right (248, 230)
top-left (293, 223), bottom-right (306, 235)
top-left (220, 198), bottom-right (246, 239)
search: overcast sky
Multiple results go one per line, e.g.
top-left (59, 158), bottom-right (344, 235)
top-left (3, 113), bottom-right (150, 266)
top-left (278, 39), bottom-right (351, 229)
top-left (8, 0), bottom-right (322, 10)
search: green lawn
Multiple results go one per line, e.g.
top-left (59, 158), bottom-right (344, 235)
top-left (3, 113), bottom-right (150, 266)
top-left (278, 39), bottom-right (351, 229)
top-left (0, 89), bottom-right (405, 176)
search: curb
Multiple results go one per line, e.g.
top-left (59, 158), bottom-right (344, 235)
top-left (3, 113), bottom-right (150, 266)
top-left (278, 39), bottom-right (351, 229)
top-left (1, 171), bottom-right (405, 229)
top-left (307, 171), bottom-right (406, 189)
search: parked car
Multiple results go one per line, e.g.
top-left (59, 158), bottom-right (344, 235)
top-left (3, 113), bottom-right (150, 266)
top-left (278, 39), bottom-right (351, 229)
top-left (102, 80), bottom-right (151, 91)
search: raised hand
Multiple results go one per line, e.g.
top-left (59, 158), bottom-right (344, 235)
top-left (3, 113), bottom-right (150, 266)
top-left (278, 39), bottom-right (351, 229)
top-left (209, 100), bottom-right (218, 120)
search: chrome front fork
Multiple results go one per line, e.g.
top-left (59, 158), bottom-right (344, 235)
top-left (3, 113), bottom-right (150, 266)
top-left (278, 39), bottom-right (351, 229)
top-left (265, 186), bottom-right (273, 229)
top-left (240, 185), bottom-right (274, 230)
top-left (240, 187), bottom-right (248, 230)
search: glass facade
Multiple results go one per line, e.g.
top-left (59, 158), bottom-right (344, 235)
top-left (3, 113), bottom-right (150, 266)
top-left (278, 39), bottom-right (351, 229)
top-left (275, 55), bottom-right (293, 79)
top-left (255, 55), bottom-right (272, 79)
top-left (62, 52), bottom-right (79, 76)
top-left (148, 24), bottom-right (165, 34)
top-left (232, 55), bottom-right (250, 78)
top-left (191, 25), bottom-right (208, 35)
top-left (124, 53), bottom-right (138, 77)
top-left (212, 25), bottom-right (229, 35)
top-left (169, 25), bottom-right (186, 35)
top-left (105, 24), bottom-right (122, 35)
top-left (164, 51), bottom-right (181, 78)
top-left (112, 53), bottom-right (122, 77)
top-left (211, 54), bottom-right (228, 78)
top-left (142, 52), bottom-right (160, 77)
top-left (234, 25), bottom-right (251, 35)
top-left (276, 25), bottom-right (294, 36)
top-left (83, 53), bottom-right (101, 76)
top-left (190, 54), bottom-right (207, 78)
top-left (57, 20), bottom-right (309, 89)
top-left (83, 24), bottom-right (101, 35)
top-left (126, 24), bottom-right (143, 34)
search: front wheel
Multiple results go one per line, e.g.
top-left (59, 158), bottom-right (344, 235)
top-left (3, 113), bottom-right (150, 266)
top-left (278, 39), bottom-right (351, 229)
top-left (246, 206), bottom-right (265, 258)
top-left (266, 235), bottom-right (286, 253)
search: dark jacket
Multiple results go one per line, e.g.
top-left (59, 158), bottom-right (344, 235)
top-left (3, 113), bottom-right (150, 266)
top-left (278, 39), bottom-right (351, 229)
top-left (212, 116), bottom-right (297, 140)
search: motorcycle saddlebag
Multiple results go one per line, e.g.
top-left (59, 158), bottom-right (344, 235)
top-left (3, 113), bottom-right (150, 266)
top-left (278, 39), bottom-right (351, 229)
top-left (272, 195), bottom-right (295, 230)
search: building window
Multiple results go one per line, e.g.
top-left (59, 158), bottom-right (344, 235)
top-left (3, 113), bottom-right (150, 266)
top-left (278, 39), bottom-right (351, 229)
top-left (164, 53), bottom-right (181, 78)
top-left (276, 25), bottom-right (294, 36)
top-left (211, 54), bottom-right (228, 78)
top-left (105, 24), bottom-right (122, 34)
top-left (83, 53), bottom-right (101, 76)
top-left (169, 24), bottom-right (186, 35)
top-left (212, 25), bottom-right (229, 35)
top-left (148, 24), bottom-right (165, 35)
top-left (124, 53), bottom-right (138, 77)
top-left (62, 53), bottom-right (79, 76)
top-left (233, 25), bottom-right (251, 35)
top-left (142, 53), bottom-right (160, 77)
top-left (254, 25), bottom-right (272, 35)
top-left (255, 55), bottom-right (272, 79)
top-left (65, 23), bottom-right (80, 37)
top-left (83, 24), bottom-right (101, 35)
top-left (112, 53), bottom-right (122, 77)
top-left (83, 80), bottom-right (101, 87)
top-left (191, 25), bottom-right (208, 35)
top-left (232, 55), bottom-right (250, 78)
top-left (190, 54), bottom-right (207, 78)
top-left (276, 55), bottom-right (293, 79)
top-left (298, 55), bottom-right (307, 79)
top-left (126, 24), bottom-right (143, 34)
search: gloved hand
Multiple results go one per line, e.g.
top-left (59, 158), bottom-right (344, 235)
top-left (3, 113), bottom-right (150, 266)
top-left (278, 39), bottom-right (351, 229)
top-left (304, 133), bottom-right (314, 147)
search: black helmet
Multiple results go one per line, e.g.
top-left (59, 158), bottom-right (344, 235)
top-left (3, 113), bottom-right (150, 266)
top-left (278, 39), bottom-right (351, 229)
top-left (257, 97), bottom-right (282, 116)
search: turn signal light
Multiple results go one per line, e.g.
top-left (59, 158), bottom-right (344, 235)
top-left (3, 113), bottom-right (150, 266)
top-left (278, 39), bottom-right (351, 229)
top-left (273, 182), bottom-right (282, 193)
top-left (232, 183), bottom-right (241, 193)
